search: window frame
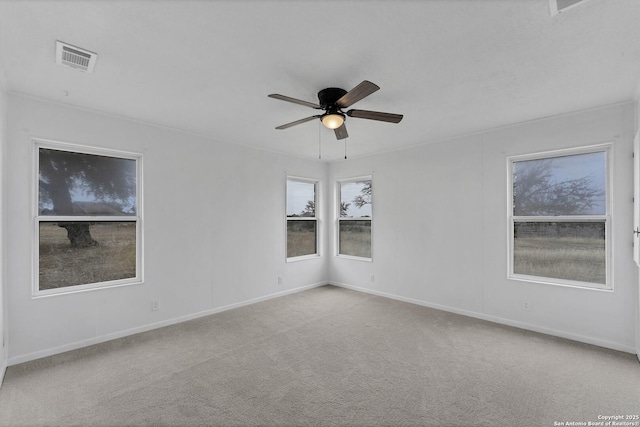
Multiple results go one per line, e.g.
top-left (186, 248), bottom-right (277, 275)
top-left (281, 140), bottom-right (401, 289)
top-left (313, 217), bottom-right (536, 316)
top-left (285, 176), bottom-right (320, 262)
top-left (33, 138), bottom-right (144, 297)
top-left (336, 176), bottom-right (373, 261)
top-left (507, 143), bottom-right (612, 291)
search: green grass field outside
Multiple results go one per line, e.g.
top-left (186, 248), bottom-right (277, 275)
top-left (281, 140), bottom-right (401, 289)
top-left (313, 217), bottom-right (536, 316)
top-left (39, 222), bottom-right (136, 290)
top-left (514, 235), bottom-right (605, 284)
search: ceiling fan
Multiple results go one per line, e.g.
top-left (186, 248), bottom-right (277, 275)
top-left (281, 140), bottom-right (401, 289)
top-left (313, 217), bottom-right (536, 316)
top-left (268, 80), bottom-right (403, 140)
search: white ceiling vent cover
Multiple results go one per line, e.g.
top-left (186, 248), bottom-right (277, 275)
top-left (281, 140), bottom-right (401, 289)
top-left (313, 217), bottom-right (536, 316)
top-left (55, 41), bottom-right (97, 73)
top-left (549, 0), bottom-right (592, 15)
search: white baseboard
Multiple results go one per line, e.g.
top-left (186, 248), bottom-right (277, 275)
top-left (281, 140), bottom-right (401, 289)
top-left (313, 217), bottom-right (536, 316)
top-left (8, 281), bottom-right (328, 366)
top-left (333, 282), bottom-right (637, 355)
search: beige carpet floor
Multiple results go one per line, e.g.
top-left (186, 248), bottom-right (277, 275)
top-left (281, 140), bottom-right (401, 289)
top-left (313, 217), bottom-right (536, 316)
top-left (0, 285), bottom-right (639, 426)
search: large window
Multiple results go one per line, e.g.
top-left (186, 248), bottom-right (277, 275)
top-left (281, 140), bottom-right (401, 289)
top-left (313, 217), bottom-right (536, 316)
top-left (35, 140), bottom-right (142, 296)
top-left (338, 177), bottom-right (372, 259)
top-left (286, 177), bottom-right (318, 259)
top-left (508, 145), bottom-right (610, 290)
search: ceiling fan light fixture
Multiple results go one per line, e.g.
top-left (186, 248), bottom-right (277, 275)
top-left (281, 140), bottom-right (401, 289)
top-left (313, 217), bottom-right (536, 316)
top-left (322, 113), bottom-right (344, 129)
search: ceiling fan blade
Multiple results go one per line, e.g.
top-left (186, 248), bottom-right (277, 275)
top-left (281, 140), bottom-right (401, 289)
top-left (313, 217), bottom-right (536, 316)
top-left (347, 109), bottom-right (403, 123)
top-left (336, 80), bottom-right (380, 108)
top-left (268, 94), bottom-right (321, 109)
top-left (275, 115), bottom-right (320, 130)
top-left (334, 123), bottom-right (348, 140)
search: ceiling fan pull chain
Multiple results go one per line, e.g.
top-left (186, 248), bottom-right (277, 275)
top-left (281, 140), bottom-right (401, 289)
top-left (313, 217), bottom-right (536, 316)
top-left (344, 137), bottom-right (348, 160)
top-left (318, 120), bottom-right (322, 160)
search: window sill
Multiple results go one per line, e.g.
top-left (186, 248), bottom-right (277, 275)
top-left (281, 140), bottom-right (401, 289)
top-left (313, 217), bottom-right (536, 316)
top-left (33, 278), bottom-right (144, 298)
top-left (286, 254), bottom-right (321, 263)
top-left (508, 273), bottom-right (612, 292)
top-left (336, 254), bottom-right (372, 262)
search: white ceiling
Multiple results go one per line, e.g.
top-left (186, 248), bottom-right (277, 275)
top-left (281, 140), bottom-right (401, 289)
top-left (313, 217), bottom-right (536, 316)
top-left (1, 0), bottom-right (639, 161)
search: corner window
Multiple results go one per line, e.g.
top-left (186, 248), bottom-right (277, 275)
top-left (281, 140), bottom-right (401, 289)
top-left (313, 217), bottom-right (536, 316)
top-left (508, 145), bottom-right (610, 290)
top-left (286, 177), bottom-right (319, 260)
top-left (35, 140), bottom-right (143, 296)
top-left (338, 178), bottom-right (372, 259)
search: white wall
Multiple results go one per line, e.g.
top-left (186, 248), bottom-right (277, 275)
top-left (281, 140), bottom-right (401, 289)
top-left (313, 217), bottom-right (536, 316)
top-left (329, 102), bottom-right (638, 353)
top-left (0, 72), bottom-right (7, 382)
top-left (4, 95), bottom-right (638, 364)
top-left (5, 94), bottom-right (329, 364)
top-left (635, 92), bottom-right (640, 360)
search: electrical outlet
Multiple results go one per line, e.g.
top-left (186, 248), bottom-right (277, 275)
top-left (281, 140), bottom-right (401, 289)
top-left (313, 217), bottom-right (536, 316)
top-left (522, 301), bottom-right (531, 312)
top-left (278, 276), bottom-right (284, 285)
top-left (370, 274), bottom-right (375, 282)
top-left (151, 300), bottom-right (160, 311)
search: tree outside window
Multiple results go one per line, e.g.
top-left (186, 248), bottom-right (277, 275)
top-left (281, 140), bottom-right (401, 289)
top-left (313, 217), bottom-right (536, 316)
top-left (338, 178), bottom-right (372, 259)
top-left (36, 140), bottom-right (142, 295)
top-left (509, 147), bottom-right (610, 289)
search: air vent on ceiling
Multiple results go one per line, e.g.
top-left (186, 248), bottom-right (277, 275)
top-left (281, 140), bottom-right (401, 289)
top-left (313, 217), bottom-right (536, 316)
top-left (549, 0), bottom-right (592, 15)
top-left (55, 41), bottom-right (97, 73)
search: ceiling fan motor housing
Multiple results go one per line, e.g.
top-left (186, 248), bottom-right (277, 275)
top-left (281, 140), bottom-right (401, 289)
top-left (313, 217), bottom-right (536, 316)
top-left (318, 88), bottom-right (347, 109)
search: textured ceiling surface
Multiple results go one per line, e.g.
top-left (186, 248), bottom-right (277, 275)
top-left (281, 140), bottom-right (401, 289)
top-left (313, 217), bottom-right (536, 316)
top-left (1, 0), bottom-right (639, 161)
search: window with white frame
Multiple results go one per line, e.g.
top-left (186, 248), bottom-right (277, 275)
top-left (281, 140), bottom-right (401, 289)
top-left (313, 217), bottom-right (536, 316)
top-left (35, 140), bottom-right (143, 296)
top-left (338, 178), bottom-right (372, 259)
top-left (286, 177), bottom-right (318, 259)
top-left (508, 145), bottom-right (610, 289)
